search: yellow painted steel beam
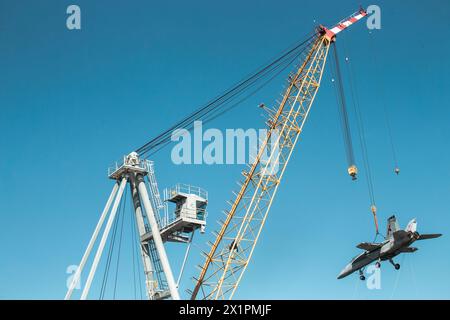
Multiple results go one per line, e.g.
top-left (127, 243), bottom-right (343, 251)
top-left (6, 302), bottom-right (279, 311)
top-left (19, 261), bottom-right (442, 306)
top-left (191, 35), bottom-right (331, 300)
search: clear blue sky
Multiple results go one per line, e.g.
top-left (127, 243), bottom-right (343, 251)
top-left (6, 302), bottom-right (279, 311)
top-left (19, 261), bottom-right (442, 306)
top-left (0, 0), bottom-right (449, 299)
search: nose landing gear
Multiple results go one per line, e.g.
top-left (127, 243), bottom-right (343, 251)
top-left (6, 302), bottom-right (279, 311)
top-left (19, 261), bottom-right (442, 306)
top-left (359, 269), bottom-right (365, 281)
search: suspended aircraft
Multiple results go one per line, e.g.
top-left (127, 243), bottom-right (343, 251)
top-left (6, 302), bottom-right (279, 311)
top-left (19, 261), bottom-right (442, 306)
top-left (338, 216), bottom-right (442, 280)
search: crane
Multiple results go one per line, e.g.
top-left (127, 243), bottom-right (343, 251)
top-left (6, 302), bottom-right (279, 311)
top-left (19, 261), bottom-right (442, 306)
top-left (190, 8), bottom-right (368, 300)
top-left (65, 7), bottom-right (369, 301)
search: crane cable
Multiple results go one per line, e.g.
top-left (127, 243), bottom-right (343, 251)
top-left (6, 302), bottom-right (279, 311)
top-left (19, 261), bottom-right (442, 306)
top-left (340, 37), bottom-right (380, 237)
top-left (99, 191), bottom-right (122, 299)
top-left (135, 33), bottom-right (318, 158)
top-left (129, 196), bottom-right (143, 299)
top-left (130, 200), bottom-right (144, 300)
top-left (331, 41), bottom-right (380, 236)
top-left (145, 39), bottom-right (315, 157)
top-left (130, 198), bottom-right (137, 300)
top-left (368, 31), bottom-right (400, 175)
top-left (137, 34), bottom-right (316, 157)
top-left (330, 42), bottom-right (358, 181)
top-left (99, 187), bottom-right (128, 299)
top-left (112, 189), bottom-right (127, 299)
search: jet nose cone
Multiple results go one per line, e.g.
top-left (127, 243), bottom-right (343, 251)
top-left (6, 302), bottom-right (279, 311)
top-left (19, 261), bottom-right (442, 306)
top-left (337, 264), bottom-right (352, 279)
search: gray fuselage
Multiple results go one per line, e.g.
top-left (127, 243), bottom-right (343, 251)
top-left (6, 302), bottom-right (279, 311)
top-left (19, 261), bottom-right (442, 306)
top-left (337, 230), bottom-right (417, 279)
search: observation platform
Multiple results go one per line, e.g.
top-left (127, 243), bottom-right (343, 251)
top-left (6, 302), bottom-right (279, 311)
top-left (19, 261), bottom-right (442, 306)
top-left (141, 184), bottom-right (208, 243)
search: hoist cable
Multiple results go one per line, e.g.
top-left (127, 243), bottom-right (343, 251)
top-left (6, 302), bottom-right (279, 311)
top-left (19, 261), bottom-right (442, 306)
top-left (144, 38), bottom-right (316, 157)
top-left (135, 33), bottom-right (318, 158)
top-left (113, 189), bottom-right (127, 299)
top-left (130, 198), bottom-right (143, 299)
top-left (330, 42), bottom-right (357, 175)
top-left (129, 199), bottom-right (137, 300)
top-left (144, 37), bottom-right (316, 157)
top-left (138, 35), bottom-right (316, 157)
top-left (99, 190), bottom-right (124, 299)
top-left (368, 32), bottom-right (399, 173)
top-left (137, 33), bottom-right (315, 150)
top-left (202, 41), bottom-right (312, 126)
top-left (341, 36), bottom-right (379, 235)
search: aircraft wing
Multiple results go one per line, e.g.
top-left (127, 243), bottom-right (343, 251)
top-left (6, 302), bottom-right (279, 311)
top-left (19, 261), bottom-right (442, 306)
top-left (417, 233), bottom-right (442, 240)
top-left (356, 242), bottom-right (382, 251)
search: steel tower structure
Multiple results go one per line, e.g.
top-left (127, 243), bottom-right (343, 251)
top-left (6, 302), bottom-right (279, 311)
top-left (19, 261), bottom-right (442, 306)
top-left (191, 9), bottom-right (368, 300)
top-left (65, 153), bottom-right (208, 300)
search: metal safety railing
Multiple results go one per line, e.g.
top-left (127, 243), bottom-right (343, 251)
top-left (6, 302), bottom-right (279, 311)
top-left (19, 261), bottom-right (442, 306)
top-left (165, 183), bottom-right (208, 201)
top-left (107, 156), bottom-right (151, 177)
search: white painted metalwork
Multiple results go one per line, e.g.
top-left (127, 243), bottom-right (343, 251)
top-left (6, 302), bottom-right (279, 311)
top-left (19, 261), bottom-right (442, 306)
top-left (67, 152), bottom-right (209, 300)
top-left (81, 177), bottom-right (128, 299)
top-left (177, 231), bottom-right (195, 287)
top-left (64, 182), bottom-right (119, 300)
top-left (137, 175), bottom-right (180, 300)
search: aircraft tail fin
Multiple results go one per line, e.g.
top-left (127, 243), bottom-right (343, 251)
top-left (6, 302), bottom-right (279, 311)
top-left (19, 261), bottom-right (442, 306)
top-left (386, 215), bottom-right (399, 239)
top-left (405, 218), bottom-right (417, 233)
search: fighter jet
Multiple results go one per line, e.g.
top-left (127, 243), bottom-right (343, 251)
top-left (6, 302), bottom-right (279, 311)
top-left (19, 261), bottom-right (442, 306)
top-left (338, 215), bottom-right (441, 280)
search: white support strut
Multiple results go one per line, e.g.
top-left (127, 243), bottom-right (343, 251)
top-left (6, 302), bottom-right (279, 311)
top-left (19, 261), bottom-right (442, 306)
top-left (177, 231), bottom-right (195, 287)
top-left (136, 174), bottom-right (180, 300)
top-left (65, 181), bottom-right (119, 300)
top-left (130, 177), bottom-right (157, 299)
top-left (80, 177), bottom-right (128, 300)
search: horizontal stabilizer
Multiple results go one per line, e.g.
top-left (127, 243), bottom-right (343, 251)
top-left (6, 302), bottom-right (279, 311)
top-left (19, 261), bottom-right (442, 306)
top-left (398, 247), bottom-right (418, 253)
top-left (356, 242), bottom-right (381, 251)
top-left (418, 233), bottom-right (442, 240)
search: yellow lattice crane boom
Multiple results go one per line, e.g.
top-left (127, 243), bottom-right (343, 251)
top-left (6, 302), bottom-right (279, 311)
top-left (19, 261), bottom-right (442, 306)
top-left (190, 8), bottom-right (368, 300)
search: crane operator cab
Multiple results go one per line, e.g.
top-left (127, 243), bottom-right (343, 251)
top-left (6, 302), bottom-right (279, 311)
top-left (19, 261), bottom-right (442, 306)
top-left (159, 184), bottom-right (208, 242)
top-left (169, 188), bottom-right (207, 223)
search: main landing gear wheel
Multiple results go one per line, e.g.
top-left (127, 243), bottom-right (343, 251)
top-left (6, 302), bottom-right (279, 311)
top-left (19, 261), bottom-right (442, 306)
top-left (389, 259), bottom-right (400, 270)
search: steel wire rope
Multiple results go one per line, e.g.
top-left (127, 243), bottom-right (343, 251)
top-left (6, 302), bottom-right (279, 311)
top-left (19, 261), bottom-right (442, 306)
top-left (112, 189), bottom-right (128, 299)
top-left (100, 188), bottom-right (128, 299)
top-left (145, 37), bottom-right (317, 157)
top-left (130, 197), bottom-right (144, 299)
top-left (129, 197), bottom-right (137, 299)
top-left (137, 33), bottom-right (315, 152)
top-left (340, 35), bottom-right (380, 237)
top-left (368, 31), bottom-right (399, 173)
top-left (99, 188), bottom-right (125, 299)
top-left (135, 33), bottom-right (318, 157)
top-left (330, 42), bottom-right (357, 172)
top-left (138, 38), bottom-right (314, 156)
